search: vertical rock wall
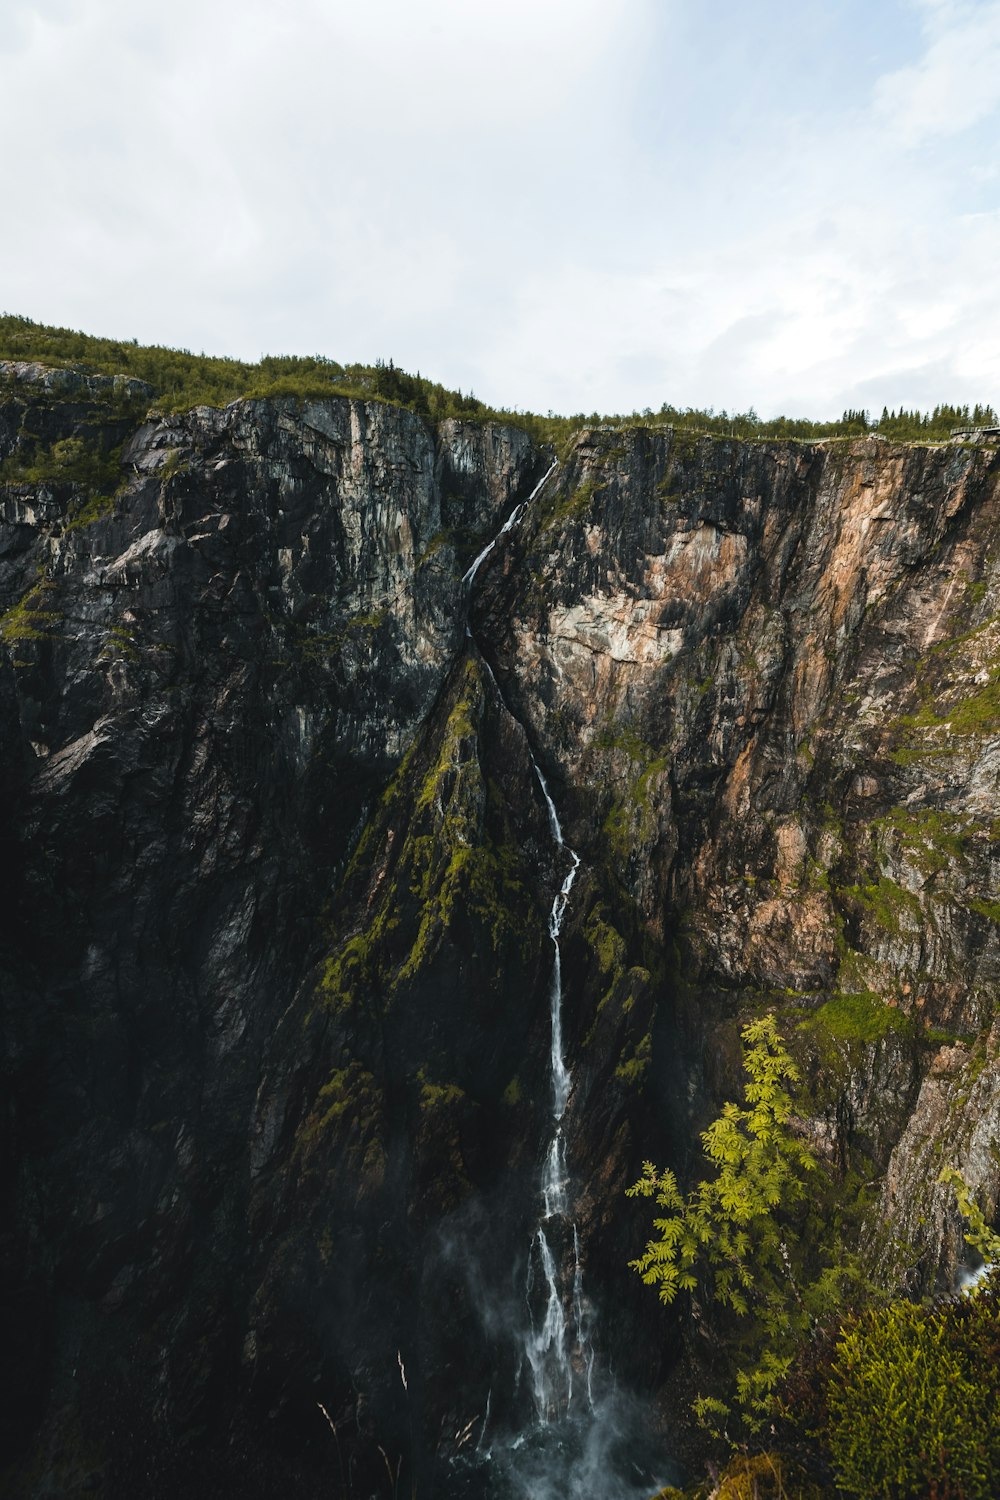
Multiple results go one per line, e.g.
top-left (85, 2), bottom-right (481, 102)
top-left (2, 375), bottom-right (999, 1494)
top-left (477, 425), bottom-right (1000, 1299)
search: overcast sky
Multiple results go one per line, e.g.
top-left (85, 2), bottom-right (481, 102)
top-left (4, 0), bottom-right (1000, 418)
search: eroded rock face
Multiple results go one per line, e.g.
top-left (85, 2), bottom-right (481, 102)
top-left (2, 379), bottom-right (999, 1495)
top-left (879, 1022), bottom-right (1000, 1290)
top-left (0, 378), bottom-right (546, 1495)
top-left (477, 424), bottom-right (1000, 1286)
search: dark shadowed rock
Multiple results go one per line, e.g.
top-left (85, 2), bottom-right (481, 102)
top-left (2, 381), bottom-right (999, 1494)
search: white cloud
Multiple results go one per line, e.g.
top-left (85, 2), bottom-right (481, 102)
top-left (873, 0), bottom-right (1000, 146)
top-left (2, 0), bottom-right (999, 418)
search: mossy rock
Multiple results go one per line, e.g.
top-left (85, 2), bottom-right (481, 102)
top-left (807, 991), bottom-right (912, 1046)
top-left (0, 577), bottom-right (62, 647)
top-left (540, 474), bottom-right (606, 529)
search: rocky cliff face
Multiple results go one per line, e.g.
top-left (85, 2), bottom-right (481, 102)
top-left (476, 426), bottom-right (1000, 1266)
top-left (2, 367), bottom-right (998, 1496)
top-left (477, 425), bottom-right (1000, 1288)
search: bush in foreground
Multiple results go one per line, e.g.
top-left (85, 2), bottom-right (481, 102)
top-left (822, 1272), bottom-right (1000, 1499)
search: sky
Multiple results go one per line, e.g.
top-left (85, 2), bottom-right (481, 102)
top-left (3, 0), bottom-right (1000, 419)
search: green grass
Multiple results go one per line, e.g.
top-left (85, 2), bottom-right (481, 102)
top-left (603, 754), bottom-right (669, 859)
top-left (898, 677), bottom-right (1000, 739)
top-left (874, 805), bottom-right (969, 877)
top-left (968, 896), bottom-right (1000, 924)
top-left (888, 620), bottom-right (1000, 759)
top-left (592, 725), bottom-right (657, 759)
top-left (540, 476), bottom-right (606, 529)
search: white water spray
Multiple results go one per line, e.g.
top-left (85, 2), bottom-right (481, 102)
top-left (957, 1257), bottom-right (996, 1293)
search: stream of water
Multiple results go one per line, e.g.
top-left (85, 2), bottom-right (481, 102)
top-left (448, 464), bottom-right (681, 1500)
top-left (462, 461), bottom-right (560, 589)
top-left (521, 758), bottom-right (592, 1422)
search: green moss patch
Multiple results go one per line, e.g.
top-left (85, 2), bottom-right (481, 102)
top-left (615, 1029), bottom-right (652, 1084)
top-left (316, 657), bottom-right (542, 1015)
top-left (808, 992), bottom-right (910, 1046)
top-left (874, 805), bottom-right (969, 878)
top-left (599, 731), bottom-right (669, 861)
top-left (0, 577), bottom-right (61, 646)
top-left (890, 618), bottom-right (1000, 757)
top-left (540, 475), bottom-right (606, 530)
top-left (297, 1062), bottom-right (379, 1150)
top-left (502, 1076), bottom-right (522, 1107)
top-left (418, 1071), bottom-right (465, 1111)
top-left (842, 876), bottom-right (922, 937)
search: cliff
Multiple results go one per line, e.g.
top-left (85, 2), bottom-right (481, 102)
top-left (1, 362), bottom-right (998, 1496)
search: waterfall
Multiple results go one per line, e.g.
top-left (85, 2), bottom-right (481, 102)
top-left (957, 1257), bottom-right (996, 1293)
top-left (462, 462), bottom-right (559, 589)
top-left (462, 461), bottom-right (593, 1419)
top-left (521, 756), bottom-right (593, 1423)
top-left (451, 459), bottom-right (681, 1500)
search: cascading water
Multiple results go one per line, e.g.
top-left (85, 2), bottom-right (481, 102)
top-left (462, 461), bottom-right (560, 589)
top-left (449, 461), bottom-right (681, 1500)
top-left (521, 759), bottom-right (595, 1422)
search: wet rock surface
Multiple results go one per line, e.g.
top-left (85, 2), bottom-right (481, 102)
top-left (2, 379), bottom-right (999, 1494)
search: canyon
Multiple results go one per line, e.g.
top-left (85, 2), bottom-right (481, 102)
top-left (2, 360), bottom-right (999, 1496)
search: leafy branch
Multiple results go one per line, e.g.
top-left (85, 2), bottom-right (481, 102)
top-left (627, 1014), bottom-right (817, 1318)
top-left (939, 1163), bottom-right (1000, 1269)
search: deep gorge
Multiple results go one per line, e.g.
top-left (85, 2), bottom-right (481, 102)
top-left (2, 358), bottom-right (999, 1497)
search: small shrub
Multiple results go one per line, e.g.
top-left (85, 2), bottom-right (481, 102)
top-left (824, 1278), bottom-right (1000, 1498)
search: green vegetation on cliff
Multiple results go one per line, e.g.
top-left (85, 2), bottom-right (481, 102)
top-left (0, 434), bottom-right (121, 489)
top-left (633, 1023), bottom-right (1000, 1495)
top-left (317, 659), bottom-right (540, 1021)
top-left (0, 313), bottom-right (535, 431)
top-left (3, 313), bottom-right (995, 449)
top-left (0, 576), bottom-right (61, 646)
top-left (628, 1017), bottom-right (843, 1439)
